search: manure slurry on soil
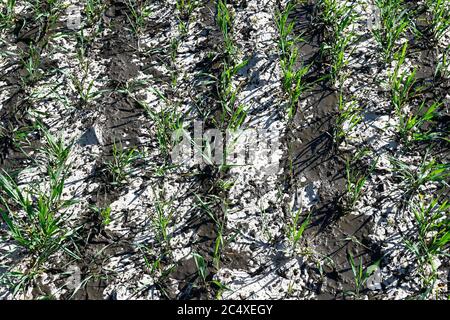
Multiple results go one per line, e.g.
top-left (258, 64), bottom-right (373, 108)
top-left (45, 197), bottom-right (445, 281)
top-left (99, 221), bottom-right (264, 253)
top-left (0, 0), bottom-right (449, 300)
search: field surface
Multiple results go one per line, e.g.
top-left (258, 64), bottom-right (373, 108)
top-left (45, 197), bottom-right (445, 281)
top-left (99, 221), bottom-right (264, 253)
top-left (0, 0), bottom-right (449, 300)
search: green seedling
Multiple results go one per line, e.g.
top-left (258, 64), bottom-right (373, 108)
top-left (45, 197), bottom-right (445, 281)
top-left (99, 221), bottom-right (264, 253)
top-left (398, 101), bottom-right (442, 144)
top-left (125, 0), bottom-right (152, 49)
top-left (141, 247), bottom-right (163, 276)
top-left (275, 2), bottom-right (310, 118)
top-left (70, 74), bottom-right (98, 105)
top-left (176, 0), bottom-right (198, 34)
top-left (177, 0), bottom-right (197, 19)
top-left (140, 245), bottom-right (175, 299)
top-left (426, 0), bottom-right (450, 42)
top-left (105, 141), bottom-right (139, 185)
top-left (435, 45), bottom-right (449, 80)
top-left (144, 102), bottom-right (183, 159)
top-left (390, 154), bottom-right (449, 197)
top-left (317, 0), bottom-right (351, 30)
top-left (373, 0), bottom-right (410, 62)
top-left (390, 43), bottom-right (417, 112)
top-left (227, 103), bottom-right (247, 131)
top-left (0, 269), bottom-right (40, 298)
top-left (318, 0), bottom-right (357, 82)
top-left (287, 209), bottom-right (311, 250)
top-left (20, 44), bottom-right (42, 85)
top-left (334, 92), bottom-right (362, 146)
top-left (275, 2), bottom-right (298, 59)
top-left (85, 0), bottom-right (106, 26)
top-left (0, 123), bottom-right (35, 155)
top-left (38, 126), bottom-right (73, 170)
top-left (211, 279), bottom-right (230, 300)
top-left (193, 252), bottom-right (208, 283)
top-left (152, 198), bottom-right (174, 247)
top-left (194, 194), bottom-right (230, 269)
top-left (0, 0), bottom-right (16, 28)
top-left (90, 205), bottom-right (112, 226)
top-left (215, 59), bottom-right (248, 128)
top-left (0, 165), bottom-right (78, 267)
top-left (217, 0), bottom-right (235, 58)
top-left (200, 51), bottom-right (247, 129)
top-left (345, 151), bottom-right (378, 211)
top-left (326, 32), bottom-right (355, 83)
top-left (286, 61), bottom-right (310, 119)
top-left (170, 37), bottom-right (180, 87)
top-left (176, 0), bottom-right (199, 36)
top-left (69, 46), bottom-right (103, 105)
top-left (23, 0), bottom-right (64, 37)
top-left (405, 195), bottom-right (449, 298)
top-left (347, 252), bottom-right (380, 298)
top-left (409, 196), bottom-right (450, 259)
top-left (211, 204), bottom-right (235, 270)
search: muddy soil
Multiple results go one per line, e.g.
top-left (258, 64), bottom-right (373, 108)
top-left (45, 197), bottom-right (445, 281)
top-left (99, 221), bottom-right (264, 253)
top-left (0, 0), bottom-right (448, 300)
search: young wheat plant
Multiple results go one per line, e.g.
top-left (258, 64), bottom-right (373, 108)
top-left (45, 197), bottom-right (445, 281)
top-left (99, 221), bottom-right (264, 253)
top-left (373, 0), bottom-right (410, 62)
